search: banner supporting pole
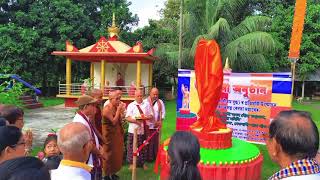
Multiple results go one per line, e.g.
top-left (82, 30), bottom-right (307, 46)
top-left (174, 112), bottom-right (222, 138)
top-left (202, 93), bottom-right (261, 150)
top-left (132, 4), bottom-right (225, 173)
top-left (132, 128), bottom-right (138, 180)
top-left (290, 58), bottom-right (298, 105)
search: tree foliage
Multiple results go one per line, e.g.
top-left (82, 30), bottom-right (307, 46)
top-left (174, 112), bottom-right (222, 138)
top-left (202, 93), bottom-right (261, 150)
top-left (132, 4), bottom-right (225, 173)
top-left (130, 0), bottom-right (181, 86)
top-left (0, 0), bottom-right (138, 95)
top-left (184, 0), bottom-right (275, 72)
top-left (0, 75), bottom-right (26, 106)
top-left (266, 3), bottom-right (320, 80)
top-left (1, 0), bottom-right (319, 92)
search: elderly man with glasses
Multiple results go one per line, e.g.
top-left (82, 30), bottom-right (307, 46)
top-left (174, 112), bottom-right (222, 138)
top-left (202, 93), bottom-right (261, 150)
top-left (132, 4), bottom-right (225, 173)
top-left (73, 95), bottom-right (107, 180)
top-left (266, 110), bottom-right (320, 180)
top-left (0, 126), bottom-right (26, 165)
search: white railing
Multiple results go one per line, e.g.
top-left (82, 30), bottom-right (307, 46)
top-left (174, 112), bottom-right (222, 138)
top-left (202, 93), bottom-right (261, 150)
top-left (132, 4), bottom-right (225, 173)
top-left (58, 83), bottom-right (83, 96)
top-left (102, 85), bottom-right (151, 97)
top-left (58, 82), bottom-right (151, 98)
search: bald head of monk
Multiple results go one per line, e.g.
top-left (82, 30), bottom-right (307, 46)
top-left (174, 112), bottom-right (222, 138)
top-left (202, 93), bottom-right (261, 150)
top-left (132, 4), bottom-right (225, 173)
top-left (115, 89), bottom-right (123, 98)
top-left (150, 87), bottom-right (159, 102)
top-left (109, 91), bottom-right (120, 107)
top-left (88, 89), bottom-right (103, 104)
top-left (58, 122), bottom-right (92, 162)
top-left (266, 110), bottom-right (319, 168)
top-left (135, 90), bottom-right (143, 104)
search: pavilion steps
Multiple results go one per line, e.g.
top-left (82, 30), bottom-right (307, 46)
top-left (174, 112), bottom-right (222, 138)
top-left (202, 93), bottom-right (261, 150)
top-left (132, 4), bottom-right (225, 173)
top-left (20, 95), bottom-right (43, 109)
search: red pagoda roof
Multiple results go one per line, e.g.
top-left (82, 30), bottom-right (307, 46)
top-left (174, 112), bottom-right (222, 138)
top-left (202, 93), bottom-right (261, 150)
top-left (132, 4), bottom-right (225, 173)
top-left (52, 36), bottom-right (157, 63)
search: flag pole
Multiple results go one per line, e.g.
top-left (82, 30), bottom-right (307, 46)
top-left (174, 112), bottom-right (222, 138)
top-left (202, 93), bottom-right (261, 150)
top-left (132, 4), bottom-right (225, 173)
top-left (178, 0), bottom-right (184, 69)
top-left (288, 0), bottom-right (307, 105)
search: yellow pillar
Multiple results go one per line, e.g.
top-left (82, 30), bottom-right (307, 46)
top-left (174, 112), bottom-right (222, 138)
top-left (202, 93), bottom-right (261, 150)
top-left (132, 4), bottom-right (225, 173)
top-left (101, 60), bottom-right (105, 91)
top-left (66, 58), bottom-right (72, 95)
top-left (148, 63), bottom-right (153, 87)
top-left (136, 60), bottom-right (141, 88)
top-left (90, 63), bottom-right (94, 87)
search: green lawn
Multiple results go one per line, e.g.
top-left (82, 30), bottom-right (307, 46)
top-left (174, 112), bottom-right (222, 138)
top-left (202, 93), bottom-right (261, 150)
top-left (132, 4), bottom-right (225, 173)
top-left (292, 100), bottom-right (320, 128)
top-left (117, 100), bottom-right (320, 180)
top-left (39, 97), bottom-right (64, 107)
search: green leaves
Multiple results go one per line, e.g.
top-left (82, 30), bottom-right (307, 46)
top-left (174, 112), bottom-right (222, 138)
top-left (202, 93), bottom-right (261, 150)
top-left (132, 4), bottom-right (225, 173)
top-left (208, 18), bottom-right (231, 40)
top-left (231, 16), bottom-right (272, 40)
top-left (225, 32), bottom-right (275, 56)
top-left (223, 31), bottom-right (275, 72)
top-left (0, 80), bottom-right (26, 106)
top-left (267, 3), bottom-right (320, 80)
top-left (185, 0), bottom-right (276, 72)
top-left (0, 0), bottom-right (139, 94)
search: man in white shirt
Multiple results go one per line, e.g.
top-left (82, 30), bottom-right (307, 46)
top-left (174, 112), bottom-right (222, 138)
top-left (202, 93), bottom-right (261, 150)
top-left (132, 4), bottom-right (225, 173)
top-left (144, 87), bottom-right (166, 162)
top-left (73, 95), bottom-right (106, 180)
top-left (51, 122), bottom-right (93, 180)
top-left (126, 90), bottom-right (153, 170)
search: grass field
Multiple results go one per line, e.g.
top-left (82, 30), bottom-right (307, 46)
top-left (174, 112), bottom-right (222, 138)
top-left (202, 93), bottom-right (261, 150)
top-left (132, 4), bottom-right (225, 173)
top-left (117, 100), bottom-right (320, 180)
top-left (39, 97), bottom-right (64, 107)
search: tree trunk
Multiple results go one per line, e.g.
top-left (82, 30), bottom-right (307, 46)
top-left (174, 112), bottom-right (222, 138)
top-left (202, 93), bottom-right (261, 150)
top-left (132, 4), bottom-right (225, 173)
top-left (178, 0), bottom-right (184, 69)
top-left (301, 81), bottom-right (305, 99)
top-left (42, 70), bottom-right (47, 96)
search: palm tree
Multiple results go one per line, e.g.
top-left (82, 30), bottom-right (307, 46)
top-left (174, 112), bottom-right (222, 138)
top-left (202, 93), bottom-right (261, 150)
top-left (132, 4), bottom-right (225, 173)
top-left (183, 0), bottom-right (276, 72)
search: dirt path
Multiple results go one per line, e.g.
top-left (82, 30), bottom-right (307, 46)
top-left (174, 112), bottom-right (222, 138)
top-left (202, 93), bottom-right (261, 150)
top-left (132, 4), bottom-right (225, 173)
top-left (24, 105), bottom-right (76, 147)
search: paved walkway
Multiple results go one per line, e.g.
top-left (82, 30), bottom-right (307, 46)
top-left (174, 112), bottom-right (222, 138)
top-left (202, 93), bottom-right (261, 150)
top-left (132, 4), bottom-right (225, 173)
top-left (24, 105), bottom-right (76, 147)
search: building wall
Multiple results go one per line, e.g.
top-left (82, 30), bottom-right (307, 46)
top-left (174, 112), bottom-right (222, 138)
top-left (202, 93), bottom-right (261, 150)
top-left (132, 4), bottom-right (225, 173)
top-left (93, 62), bottom-right (150, 88)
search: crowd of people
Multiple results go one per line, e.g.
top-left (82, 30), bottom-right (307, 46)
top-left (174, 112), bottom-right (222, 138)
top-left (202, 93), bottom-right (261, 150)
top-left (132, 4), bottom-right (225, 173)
top-left (0, 87), bottom-right (166, 180)
top-left (0, 89), bottom-right (320, 180)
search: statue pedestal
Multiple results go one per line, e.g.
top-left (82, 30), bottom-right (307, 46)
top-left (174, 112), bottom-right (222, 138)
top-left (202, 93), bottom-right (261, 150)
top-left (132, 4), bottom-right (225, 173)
top-left (179, 108), bottom-right (190, 114)
top-left (176, 108), bottom-right (197, 131)
top-left (157, 137), bottom-right (263, 180)
top-left (191, 128), bottom-right (232, 149)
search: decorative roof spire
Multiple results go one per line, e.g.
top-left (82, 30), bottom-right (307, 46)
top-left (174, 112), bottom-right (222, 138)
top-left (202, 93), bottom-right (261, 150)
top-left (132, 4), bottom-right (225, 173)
top-left (223, 57), bottom-right (232, 73)
top-left (107, 13), bottom-right (120, 37)
top-left (224, 57), bottom-right (230, 70)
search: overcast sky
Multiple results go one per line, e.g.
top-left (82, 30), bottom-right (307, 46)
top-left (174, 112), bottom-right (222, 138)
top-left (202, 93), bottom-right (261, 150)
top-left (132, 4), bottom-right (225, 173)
top-left (129, 0), bottom-right (166, 29)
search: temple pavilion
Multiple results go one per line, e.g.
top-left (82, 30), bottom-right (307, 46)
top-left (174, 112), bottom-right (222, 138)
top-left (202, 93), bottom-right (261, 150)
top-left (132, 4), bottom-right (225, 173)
top-left (52, 14), bottom-right (157, 107)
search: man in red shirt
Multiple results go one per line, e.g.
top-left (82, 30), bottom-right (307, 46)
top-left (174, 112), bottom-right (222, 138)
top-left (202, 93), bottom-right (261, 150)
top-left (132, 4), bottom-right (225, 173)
top-left (116, 73), bottom-right (124, 87)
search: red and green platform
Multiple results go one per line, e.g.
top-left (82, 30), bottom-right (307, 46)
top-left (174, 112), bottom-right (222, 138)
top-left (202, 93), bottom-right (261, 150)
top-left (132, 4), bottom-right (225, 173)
top-left (158, 109), bottom-right (263, 180)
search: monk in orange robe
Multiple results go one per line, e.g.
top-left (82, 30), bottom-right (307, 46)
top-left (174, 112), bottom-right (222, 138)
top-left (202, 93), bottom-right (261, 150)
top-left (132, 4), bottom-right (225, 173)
top-left (102, 91), bottom-right (126, 179)
top-left (190, 39), bottom-right (226, 132)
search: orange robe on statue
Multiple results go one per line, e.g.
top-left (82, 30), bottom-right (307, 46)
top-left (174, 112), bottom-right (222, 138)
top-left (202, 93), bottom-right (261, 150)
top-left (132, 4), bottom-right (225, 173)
top-left (190, 39), bottom-right (226, 132)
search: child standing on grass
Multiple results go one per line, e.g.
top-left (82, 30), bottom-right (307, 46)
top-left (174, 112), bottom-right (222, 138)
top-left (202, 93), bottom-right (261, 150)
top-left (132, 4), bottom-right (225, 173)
top-left (41, 134), bottom-right (62, 170)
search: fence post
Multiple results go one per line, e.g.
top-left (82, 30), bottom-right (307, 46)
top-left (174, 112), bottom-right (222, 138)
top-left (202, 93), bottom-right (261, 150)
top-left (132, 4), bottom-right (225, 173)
top-left (132, 128), bottom-right (138, 180)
